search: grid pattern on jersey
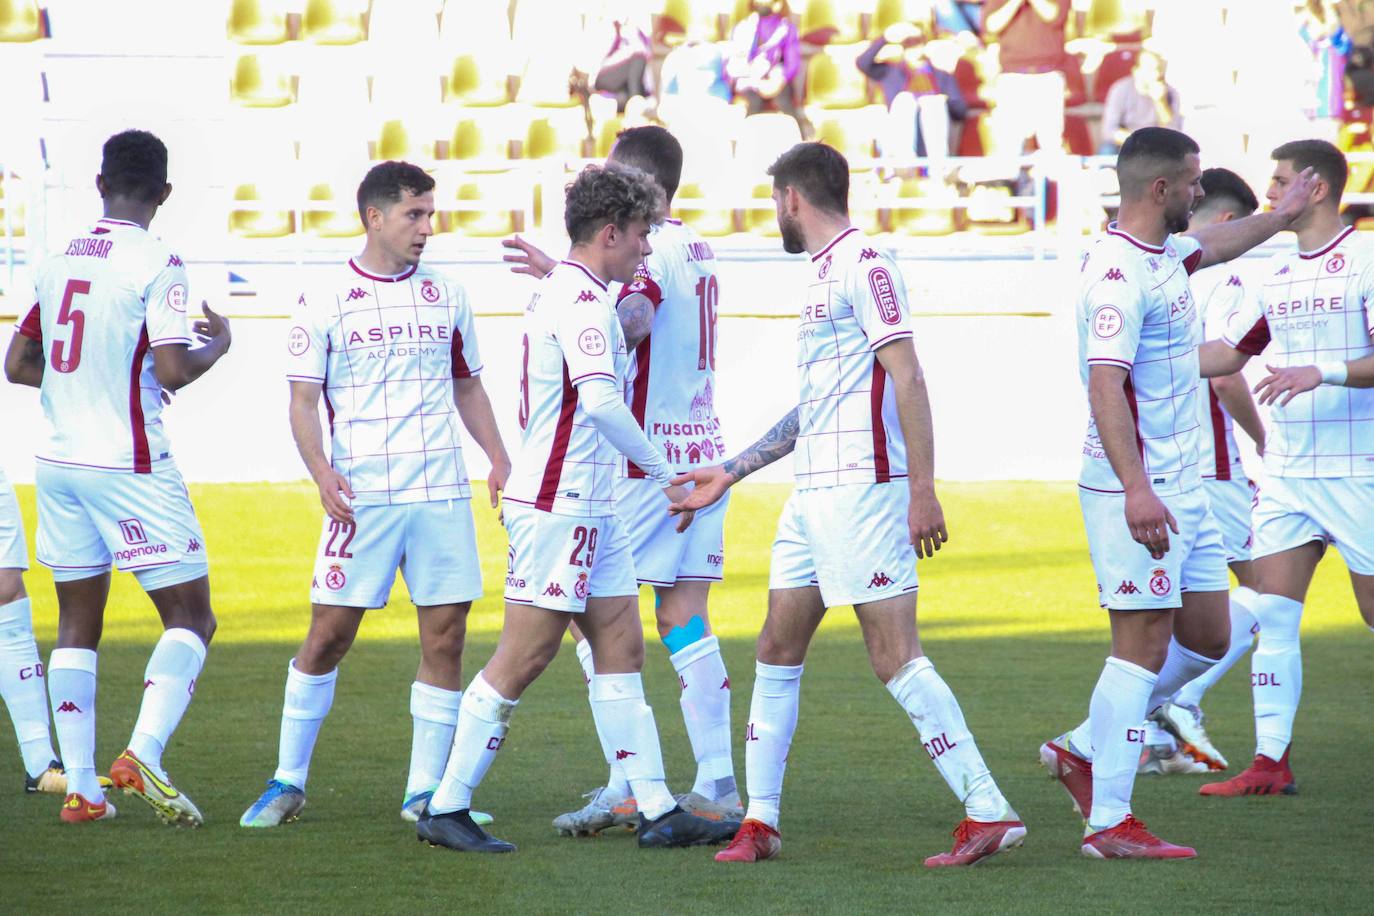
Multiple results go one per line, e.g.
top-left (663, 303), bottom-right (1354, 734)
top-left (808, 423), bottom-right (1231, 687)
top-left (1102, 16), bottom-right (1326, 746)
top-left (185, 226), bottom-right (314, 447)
top-left (298, 271), bottom-right (475, 505)
top-left (1192, 265), bottom-right (1246, 480)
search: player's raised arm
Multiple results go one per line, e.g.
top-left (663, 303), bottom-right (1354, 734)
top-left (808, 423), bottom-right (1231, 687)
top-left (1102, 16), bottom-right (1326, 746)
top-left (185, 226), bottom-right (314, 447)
top-left (669, 406), bottom-right (800, 514)
top-left (151, 301), bottom-right (231, 391)
top-left (875, 340), bottom-right (948, 558)
top-left (1186, 167), bottom-right (1318, 271)
top-left (615, 279), bottom-right (658, 349)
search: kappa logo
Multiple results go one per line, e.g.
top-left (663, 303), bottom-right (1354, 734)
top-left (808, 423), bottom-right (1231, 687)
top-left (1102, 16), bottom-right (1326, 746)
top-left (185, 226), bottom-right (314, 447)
top-left (576, 290), bottom-right (599, 303)
top-left (1114, 580), bottom-right (1141, 596)
top-left (298, 293), bottom-right (308, 306)
top-left (324, 564), bottom-right (347, 591)
top-left (56, 701), bottom-right (81, 713)
top-left (345, 287), bottom-right (369, 301)
top-left (1227, 274), bottom-right (1243, 287)
top-left (167, 254), bottom-right (183, 268)
top-left (186, 538), bottom-right (202, 553)
top-left (868, 571), bottom-right (894, 588)
top-left (859, 247), bottom-right (880, 262)
top-left (143, 678), bottom-right (155, 688)
top-left (721, 676), bottom-right (730, 690)
top-left (614, 749), bottom-right (637, 761)
top-left (1103, 267), bottom-right (1126, 282)
top-left (543, 582), bottom-right (567, 598)
top-left (1277, 265), bottom-right (1291, 275)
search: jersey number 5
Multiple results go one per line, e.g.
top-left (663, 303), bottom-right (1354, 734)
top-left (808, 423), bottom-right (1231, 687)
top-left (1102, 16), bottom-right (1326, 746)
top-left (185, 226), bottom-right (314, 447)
top-left (695, 275), bottom-right (717, 371)
top-left (51, 279), bottom-right (90, 374)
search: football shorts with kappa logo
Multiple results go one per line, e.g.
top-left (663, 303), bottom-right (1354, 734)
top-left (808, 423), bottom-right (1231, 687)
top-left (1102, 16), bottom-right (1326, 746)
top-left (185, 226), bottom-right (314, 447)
top-left (503, 504), bottom-right (638, 613)
top-left (1251, 476), bottom-right (1374, 575)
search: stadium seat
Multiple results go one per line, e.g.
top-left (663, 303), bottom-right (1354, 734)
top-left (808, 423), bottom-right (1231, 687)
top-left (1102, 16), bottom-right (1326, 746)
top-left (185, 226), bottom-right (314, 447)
top-left (1082, 0), bottom-right (1147, 42)
top-left (594, 114), bottom-right (624, 159)
top-left (813, 106), bottom-right (883, 167)
top-left (521, 108), bottom-right (591, 161)
top-left (303, 0), bottom-right (367, 45)
top-left (450, 110), bottom-right (519, 165)
top-left (671, 180), bottom-right (736, 237)
top-left (872, 0), bottom-right (932, 36)
top-left (806, 41), bottom-right (871, 110)
top-left (657, 0), bottom-right (726, 43)
top-left (743, 181), bottom-right (781, 236)
top-left (1063, 114), bottom-right (1094, 156)
top-left (799, 0), bottom-right (864, 45)
top-left (885, 176), bottom-right (957, 236)
top-left (447, 51), bottom-right (512, 106)
top-left (1092, 48), bottom-right (1136, 104)
top-left (0, 0), bottom-right (44, 41)
top-left (375, 117), bottom-right (440, 163)
top-left (228, 0), bottom-right (290, 44)
top-left (303, 181), bottom-right (363, 237)
top-left (228, 182), bottom-right (295, 238)
top-left (445, 173), bottom-right (523, 237)
top-left (230, 52), bottom-right (294, 107)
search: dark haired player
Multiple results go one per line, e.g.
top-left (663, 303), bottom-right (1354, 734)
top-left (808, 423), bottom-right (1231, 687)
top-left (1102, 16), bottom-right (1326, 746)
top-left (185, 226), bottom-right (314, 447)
top-left (240, 161), bottom-right (510, 828)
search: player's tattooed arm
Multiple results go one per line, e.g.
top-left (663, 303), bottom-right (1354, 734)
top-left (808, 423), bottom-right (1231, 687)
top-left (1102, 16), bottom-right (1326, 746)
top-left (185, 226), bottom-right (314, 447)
top-left (3, 333), bottom-right (44, 387)
top-left (724, 407), bottom-right (800, 482)
top-left (616, 291), bottom-right (655, 349)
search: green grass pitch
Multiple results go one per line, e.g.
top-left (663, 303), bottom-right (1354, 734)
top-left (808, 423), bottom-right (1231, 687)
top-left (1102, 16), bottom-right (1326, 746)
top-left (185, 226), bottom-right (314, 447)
top-left (1, 481), bottom-right (1370, 914)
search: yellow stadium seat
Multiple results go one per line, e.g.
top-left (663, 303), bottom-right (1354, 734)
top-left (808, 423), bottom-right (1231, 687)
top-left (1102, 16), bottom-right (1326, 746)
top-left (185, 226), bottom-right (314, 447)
top-left (743, 181), bottom-right (780, 236)
top-left (594, 114), bottom-right (625, 159)
top-left (303, 0), bottom-right (366, 45)
top-left (450, 111), bottom-right (518, 164)
top-left (521, 108), bottom-right (591, 161)
top-left (230, 53), bottom-right (294, 107)
top-left (303, 182), bottom-right (363, 237)
top-left (1082, 0), bottom-right (1147, 40)
top-left (800, 0), bottom-right (864, 45)
top-left (806, 42), bottom-right (871, 109)
top-left (447, 52), bottom-right (511, 106)
top-left (671, 181), bottom-right (736, 237)
top-left (228, 0), bottom-right (289, 44)
top-left (228, 182), bottom-right (294, 238)
top-left (445, 175), bottom-right (522, 237)
top-left (658, 0), bottom-right (726, 42)
top-left (886, 176), bottom-right (958, 236)
top-left (0, 0), bottom-right (43, 42)
top-left (813, 106), bottom-right (883, 168)
top-left (0, 173), bottom-right (25, 236)
top-left (872, 0), bottom-right (933, 36)
top-left (375, 117), bottom-right (439, 163)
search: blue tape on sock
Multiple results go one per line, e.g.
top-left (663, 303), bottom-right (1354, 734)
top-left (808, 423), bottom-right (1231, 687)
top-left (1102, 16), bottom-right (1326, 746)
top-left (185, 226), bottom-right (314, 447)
top-left (661, 615), bottom-right (706, 654)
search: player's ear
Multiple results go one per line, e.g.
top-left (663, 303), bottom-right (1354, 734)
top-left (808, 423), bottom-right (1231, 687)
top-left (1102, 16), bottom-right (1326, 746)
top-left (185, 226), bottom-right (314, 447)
top-left (1151, 175), bottom-right (1169, 205)
top-left (158, 182), bottom-right (173, 206)
top-left (95, 174), bottom-right (107, 198)
top-left (598, 221), bottom-right (618, 248)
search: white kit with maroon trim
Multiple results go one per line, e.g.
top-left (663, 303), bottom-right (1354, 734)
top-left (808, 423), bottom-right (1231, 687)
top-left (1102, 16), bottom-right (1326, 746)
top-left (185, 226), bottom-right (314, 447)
top-left (1076, 224), bottom-right (1205, 496)
top-left (1223, 225), bottom-right (1374, 478)
top-left (1191, 263), bottom-right (1250, 480)
top-left (16, 218), bottom-right (191, 473)
top-left (792, 226), bottom-right (914, 490)
top-left (504, 259), bottom-right (629, 517)
top-left (620, 218), bottom-right (727, 477)
top-left (285, 258), bottom-right (483, 505)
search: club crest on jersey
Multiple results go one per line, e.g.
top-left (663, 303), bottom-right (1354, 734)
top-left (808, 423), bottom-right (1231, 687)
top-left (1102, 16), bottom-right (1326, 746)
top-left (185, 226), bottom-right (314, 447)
top-left (287, 326), bottom-right (311, 356)
top-left (420, 279), bottom-right (441, 302)
top-left (1149, 567), bottom-right (1171, 597)
top-left (574, 572), bottom-right (590, 600)
top-left (576, 289), bottom-right (599, 303)
top-left (818, 254), bottom-right (832, 279)
top-left (324, 564), bottom-right (346, 591)
top-left (578, 327), bottom-right (607, 356)
top-left (1091, 305), bottom-right (1123, 339)
top-left (1326, 253), bottom-right (1345, 274)
top-left (868, 268), bottom-right (902, 325)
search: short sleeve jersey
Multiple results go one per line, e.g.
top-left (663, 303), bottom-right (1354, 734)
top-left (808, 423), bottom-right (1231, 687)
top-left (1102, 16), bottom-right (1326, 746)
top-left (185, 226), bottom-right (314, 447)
top-left (794, 227), bottom-right (914, 490)
top-left (1191, 263), bottom-right (1249, 479)
top-left (1223, 226), bottom-right (1374, 478)
top-left (503, 260), bottom-right (629, 517)
top-left (619, 219), bottom-right (727, 476)
top-left (1077, 225), bottom-right (1205, 496)
top-left (17, 218), bottom-right (192, 473)
top-left (284, 258), bottom-right (482, 506)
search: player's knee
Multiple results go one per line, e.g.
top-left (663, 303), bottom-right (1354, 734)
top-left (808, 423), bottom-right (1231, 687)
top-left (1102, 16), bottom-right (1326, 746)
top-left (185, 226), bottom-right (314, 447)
top-left (756, 629), bottom-right (803, 667)
top-left (658, 613), bottom-right (708, 655)
top-left (0, 570), bottom-right (25, 606)
top-left (1251, 593), bottom-right (1302, 643)
top-left (299, 629), bottom-right (353, 670)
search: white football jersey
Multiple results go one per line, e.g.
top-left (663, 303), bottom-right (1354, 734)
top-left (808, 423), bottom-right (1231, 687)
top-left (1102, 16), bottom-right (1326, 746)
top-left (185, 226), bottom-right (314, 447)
top-left (793, 227), bottom-right (913, 490)
top-left (1223, 226), bottom-right (1374, 478)
top-left (17, 217), bottom-right (191, 473)
top-left (618, 219), bottom-right (726, 476)
top-left (1191, 263), bottom-right (1248, 480)
top-left (504, 259), bottom-right (629, 517)
top-left (285, 258), bottom-right (482, 506)
top-left (1077, 225), bottom-right (1205, 496)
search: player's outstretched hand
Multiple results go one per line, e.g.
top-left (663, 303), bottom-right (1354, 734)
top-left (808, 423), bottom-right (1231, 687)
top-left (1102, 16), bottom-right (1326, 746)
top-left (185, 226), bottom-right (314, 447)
top-left (315, 468), bottom-right (354, 524)
top-left (1254, 363), bottom-right (1321, 407)
top-left (193, 301), bottom-right (232, 353)
top-left (486, 458), bottom-right (511, 509)
top-left (909, 488), bottom-right (948, 559)
top-left (1272, 166), bottom-right (1318, 224)
top-left (668, 466), bottom-right (732, 514)
top-left (663, 484), bottom-right (696, 532)
top-left (502, 235), bottom-right (557, 278)
top-left (1124, 485), bottom-right (1177, 560)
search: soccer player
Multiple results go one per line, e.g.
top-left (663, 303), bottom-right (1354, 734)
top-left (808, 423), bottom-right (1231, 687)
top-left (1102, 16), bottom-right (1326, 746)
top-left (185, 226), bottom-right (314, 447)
top-left (414, 163), bottom-right (738, 854)
top-left (240, 162), bottom-right (510, 828)
top-left (1037, 127), bottom-right (1315, 859)
top-left (2, 129), bottom-right (232, 825)
top-left (1142, 167), bottom-right (1266, 776)
top-left (502, 125), bottom-right (740, 834)
top-left (1197, 140), bottom-right (1374, 797)
top-left (671, 142), bottom-right (1025, 869)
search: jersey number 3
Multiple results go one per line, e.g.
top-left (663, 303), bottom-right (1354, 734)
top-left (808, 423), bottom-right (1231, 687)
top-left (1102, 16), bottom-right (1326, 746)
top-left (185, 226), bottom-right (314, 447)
top-left (50, 279), bottom-right (90, 374)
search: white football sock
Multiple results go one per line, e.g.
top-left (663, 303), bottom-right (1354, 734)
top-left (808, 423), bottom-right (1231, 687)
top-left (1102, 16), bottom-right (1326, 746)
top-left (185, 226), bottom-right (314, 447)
top-left (576, 639), bottom-right (631, 798)
top-left (1087, 656), bottom-right (1156, 832)
top-left (274, 660), bottom-right (336, 790)
top-left (128, 628), bottom-right (206, 774)
top-left (1146, 637), bottom-right (1215, 716)
top-left (1250, 593), bottom-right (1303, 760)
top-left (0, 598), bottom-right (57, 777)
top-left (406, 681), bottom-right (461, 797)
top-left (669, 635), bottom-right (736, 801)
top-left (887, 656), bottom-right (1010, 821)
top-left (1173, 587), bottom-right (1260, 709)
top-left (429, 672), bottom-right (516, 814)
top-left (48, 647), bottom-right (100, 800)
top-left (743, 661), bottom-right (803, 829)
top-left (589, 672), bottom-right (676, 820)
top-left (1068, 717), bottom-right (1094, 759)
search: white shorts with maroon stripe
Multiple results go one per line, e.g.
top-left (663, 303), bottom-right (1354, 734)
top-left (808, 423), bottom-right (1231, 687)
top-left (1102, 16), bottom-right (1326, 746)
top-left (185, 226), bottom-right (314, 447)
top-left (35, 462), bottom-right (207, 590)
top-left (1203, 476), bottom-right (1256, 563)
top-left (769, 481), bottom-right (918, 608)
top-left (503, 504), bottom-right (638, 613)
top-left (0, 469), bottom-right (28, 570)
top-left (1252, 476), bottom-right (1374, 575)
top-left (615, 477), bottom-right (727, 586)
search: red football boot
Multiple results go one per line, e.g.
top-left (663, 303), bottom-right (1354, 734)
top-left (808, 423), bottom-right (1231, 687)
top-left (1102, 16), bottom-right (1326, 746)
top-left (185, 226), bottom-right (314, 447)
top-left (1082, 815), bottom-right (1196, 859)
top-left (714, 818), bottom-right (781, 863)
top-left (924, 817), bottom-right (1027, 867)
top-left (1199, 748), bottom-right (1297, 797)
top-left (1040, 736), bottom-right (1093, 818)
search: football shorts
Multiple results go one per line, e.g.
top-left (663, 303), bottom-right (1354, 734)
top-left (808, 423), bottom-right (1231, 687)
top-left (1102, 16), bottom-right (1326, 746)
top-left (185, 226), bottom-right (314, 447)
top-left (614, 476), bottom-right (727, 586)
top-left (503, 504), bottom-right (637, 613)
top-left (1251, 476), bottom-right (1374, 575)
top-left (0, 469), bottom-right (29, 571)
top-left (1203, 476), bottom-right (1257, 564)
